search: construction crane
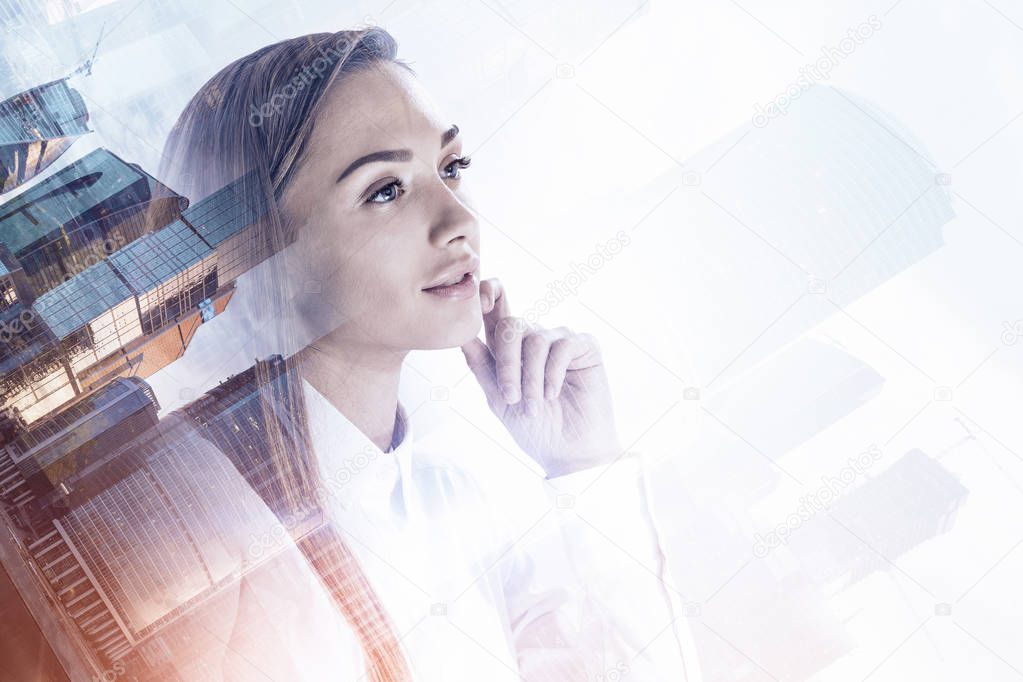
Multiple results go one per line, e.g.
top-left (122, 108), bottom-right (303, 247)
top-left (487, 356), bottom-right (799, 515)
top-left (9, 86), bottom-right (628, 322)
top-left (69, 22), bottom-right (105, 78)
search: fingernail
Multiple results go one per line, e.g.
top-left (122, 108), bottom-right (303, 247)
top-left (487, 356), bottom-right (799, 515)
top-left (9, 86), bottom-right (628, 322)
top-left (502, 386), bottom-right (519, 403)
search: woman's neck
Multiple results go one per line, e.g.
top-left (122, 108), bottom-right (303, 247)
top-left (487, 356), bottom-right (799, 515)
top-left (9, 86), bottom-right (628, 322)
top-left (297, 337), bottom-right (407, 452)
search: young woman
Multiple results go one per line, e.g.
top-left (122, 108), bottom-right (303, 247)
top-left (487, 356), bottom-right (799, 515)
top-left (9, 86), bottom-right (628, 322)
top-left (157, 27), bottom-right (698, 681)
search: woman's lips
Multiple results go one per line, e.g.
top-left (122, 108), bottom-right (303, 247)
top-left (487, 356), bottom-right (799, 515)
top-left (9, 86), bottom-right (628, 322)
top-left (422, 272), bottom-right (477, 299)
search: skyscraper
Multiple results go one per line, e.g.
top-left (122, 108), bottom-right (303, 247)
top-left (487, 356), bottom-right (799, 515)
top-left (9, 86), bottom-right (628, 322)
top-left (0, 354), bottom-right (329, 678)
top-left (0, 78), bottom-right (91, 195)
top-left (0, 143), bottom-right (270, 423)
top-left (0, 72), bottom-right (302, 678)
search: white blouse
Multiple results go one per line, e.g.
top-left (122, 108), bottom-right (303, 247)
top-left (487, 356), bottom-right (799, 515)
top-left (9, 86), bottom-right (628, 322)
top-left (162, 378), bottom-right (703, 681)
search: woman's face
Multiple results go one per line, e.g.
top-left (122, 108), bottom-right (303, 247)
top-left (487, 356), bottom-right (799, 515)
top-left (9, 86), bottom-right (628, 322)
top-left (280, 60), bottom-right (481, 355)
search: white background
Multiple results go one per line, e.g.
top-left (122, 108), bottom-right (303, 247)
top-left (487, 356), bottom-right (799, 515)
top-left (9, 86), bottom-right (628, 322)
top-left (3, 1), bottom-right (1023, 679)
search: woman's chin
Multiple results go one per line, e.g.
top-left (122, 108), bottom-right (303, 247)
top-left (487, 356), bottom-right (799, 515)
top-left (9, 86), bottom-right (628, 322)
top-left (416, 315), bottom-right (483, 351)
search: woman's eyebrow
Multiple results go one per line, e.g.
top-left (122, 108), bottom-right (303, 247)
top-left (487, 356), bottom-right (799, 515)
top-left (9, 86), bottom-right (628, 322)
top-left (335, 149), bottom-right (413, 184)
top-left (441, 124), bottom-right (459, 147)
top-left (334, 126), bottom-right (460, 184)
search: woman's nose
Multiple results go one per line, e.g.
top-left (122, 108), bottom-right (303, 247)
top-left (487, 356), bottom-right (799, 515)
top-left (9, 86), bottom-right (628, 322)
top-left (429, 186), bottom-right (479, 247)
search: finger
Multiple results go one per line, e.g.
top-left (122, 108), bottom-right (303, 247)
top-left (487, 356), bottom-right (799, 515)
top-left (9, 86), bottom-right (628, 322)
top-left (545, 335), bottom-right (581, 399)
top-left (521, 330), bottom-right (557, 412)
top-left (460, 337), bottom-right (503, 407)
top-left (546, 332), bottom-right (601, 397)
top-left (494, 316), bottom-right (525, 403)
top-left (480, 278), bottom-right (513, 351)
top-left (482, 277), bottom-right (511, 317)
top-left (478, 278), bottom-right (497, 314)
top-left (528, 327), bottom-right (572, 400)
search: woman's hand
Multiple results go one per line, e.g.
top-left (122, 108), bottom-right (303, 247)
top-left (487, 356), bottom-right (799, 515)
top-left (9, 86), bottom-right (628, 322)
top-left (460, 278), bottom-right (623, 477)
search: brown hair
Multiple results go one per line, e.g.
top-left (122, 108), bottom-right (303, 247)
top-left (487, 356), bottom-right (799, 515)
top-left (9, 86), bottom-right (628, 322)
top-left (157, 29), bottom-right (414, 681)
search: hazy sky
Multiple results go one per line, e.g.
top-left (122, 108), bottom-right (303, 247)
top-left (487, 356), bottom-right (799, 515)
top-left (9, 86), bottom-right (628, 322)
top-left (3, 1), bottom-right (1023, 679)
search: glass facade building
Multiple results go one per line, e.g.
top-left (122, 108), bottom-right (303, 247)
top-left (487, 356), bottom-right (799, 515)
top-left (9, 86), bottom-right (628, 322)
top-left (0, 354), bottom-right (323, 679)
top-left (0, 99), bottom-right (294, 675)
top-left (0, 79), bottom-right (91, 195)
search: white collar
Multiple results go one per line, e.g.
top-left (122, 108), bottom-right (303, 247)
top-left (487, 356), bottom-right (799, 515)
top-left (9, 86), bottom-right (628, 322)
top-left (300, 377), bottom-right (414, 515)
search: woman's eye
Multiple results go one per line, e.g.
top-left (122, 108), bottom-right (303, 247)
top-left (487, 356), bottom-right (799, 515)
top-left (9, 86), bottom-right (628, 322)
top-left (366, 179), bottom-right (404, 204)
top-left (442, 155), bottom-right (472, 180)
